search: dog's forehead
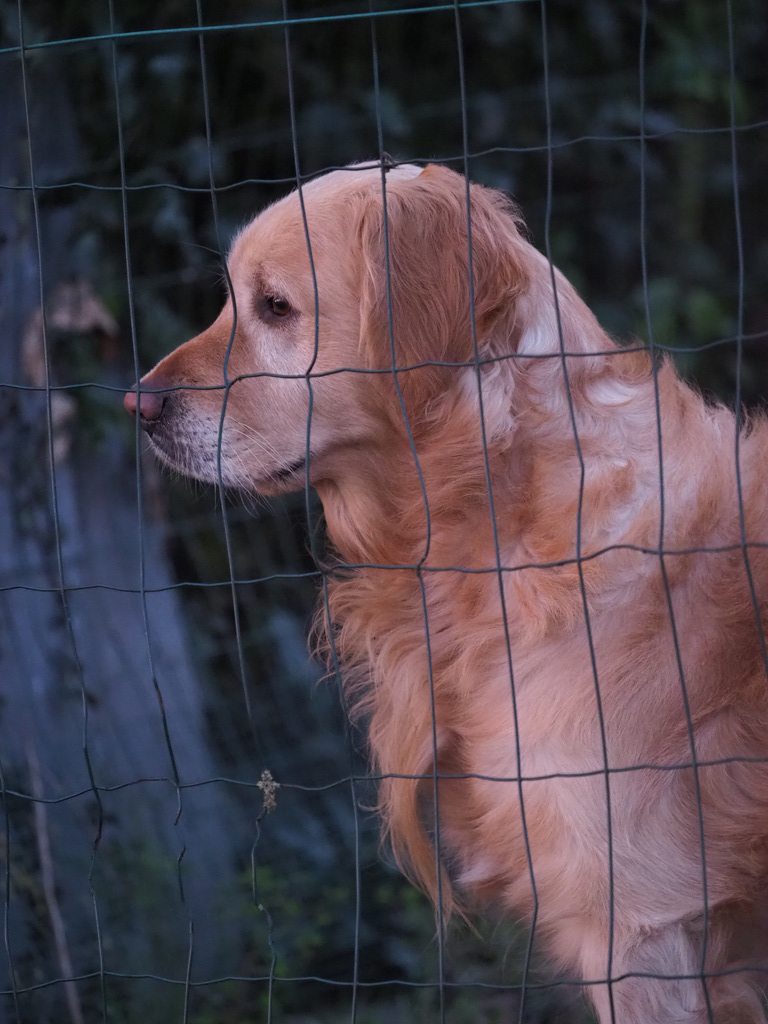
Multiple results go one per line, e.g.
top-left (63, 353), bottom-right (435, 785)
top-left (230, 199), bottom-right (310, 266)
top-left (227, 189), bottom-right (343, 281)
top-left (229, 162), bottom-right (424, 272)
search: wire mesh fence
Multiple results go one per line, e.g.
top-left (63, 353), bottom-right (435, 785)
top-left (1, 1), bottom-right (768, 1022)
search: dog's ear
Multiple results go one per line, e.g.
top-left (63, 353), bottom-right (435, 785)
top-left (358, 164), bottom-right (529, 408)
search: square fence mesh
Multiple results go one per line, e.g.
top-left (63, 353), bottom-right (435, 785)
top-left (1, 1), bottom-right (767, 1022)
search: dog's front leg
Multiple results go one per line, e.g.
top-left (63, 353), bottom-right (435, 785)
top-left (579, 918), bottom-right (765, 1024)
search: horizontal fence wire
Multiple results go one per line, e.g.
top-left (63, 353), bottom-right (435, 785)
top-left (1, 1), bottom-right (767, 1023)
top-left (0, 0), bottom-right (535, 56)
top-left (4, 126), bottom-right (768, 194)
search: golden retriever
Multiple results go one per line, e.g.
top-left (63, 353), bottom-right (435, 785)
top-left (125, 161), bottom-right (768, 1023)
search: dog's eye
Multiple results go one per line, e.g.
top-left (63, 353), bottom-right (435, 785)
top-left (266, 295), bottom-right (292, 317)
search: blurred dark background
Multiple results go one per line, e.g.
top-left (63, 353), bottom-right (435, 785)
top-left (0, 1), bottom-right (766, 1022)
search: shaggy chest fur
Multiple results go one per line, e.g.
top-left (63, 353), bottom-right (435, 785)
top-left (321, 390), bottom-right (768, 947)
top-left (330, 533), bottom-right (768, 939)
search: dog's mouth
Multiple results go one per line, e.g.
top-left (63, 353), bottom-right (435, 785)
top-left (271, 455), bottom-right (309, 483)
top-left (143, 400), bottom-right (319, 494)
top-left (253, 452), bottom-right (315, 493)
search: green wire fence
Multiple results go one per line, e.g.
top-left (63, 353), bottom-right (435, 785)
top-left (1, 1), bottom-right (767, 1022)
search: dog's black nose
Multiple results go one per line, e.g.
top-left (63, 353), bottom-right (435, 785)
top-left (124, 385), bottom-right (166, 429)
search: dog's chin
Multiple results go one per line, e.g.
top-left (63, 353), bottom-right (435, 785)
top-left (145, 423), bottom-right (319, 495)
top-left (144, 437), bottom-right (216, 487)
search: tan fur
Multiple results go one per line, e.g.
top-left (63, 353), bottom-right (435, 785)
top-left (128, 162), bottom-right (768, 1023)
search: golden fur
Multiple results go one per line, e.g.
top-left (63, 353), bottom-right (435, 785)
top-left (126, 162), bottom-right (768, 1023)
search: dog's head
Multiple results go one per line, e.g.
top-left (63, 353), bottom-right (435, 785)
top-left (124, 161), bottom-right (536, 495)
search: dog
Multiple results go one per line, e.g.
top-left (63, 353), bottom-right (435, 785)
top-left (125, 161), bottom-right (768, 1023)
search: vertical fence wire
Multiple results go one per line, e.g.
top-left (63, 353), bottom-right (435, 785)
top-left (452, 5), bottom-right (539, 1022)
top-left (192, 3), bottom-right (282, 1020)
top-left (367, 12), bottom-right (449, 1017)
top-left (0, 758), bottom-right (20, 1020)
top-left (108, 3), bottom-right (198, 1020)
top-left (725, 0), bottom-right (768, 685)
top-left (638, 4), bottom-right (713, 1018)
top-left (540, 0), bottom-right (618, 1017)
top-left (279, 6), bottom-right (349, 1023)
top-left (16, 2), bottom-right (107, 1020)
